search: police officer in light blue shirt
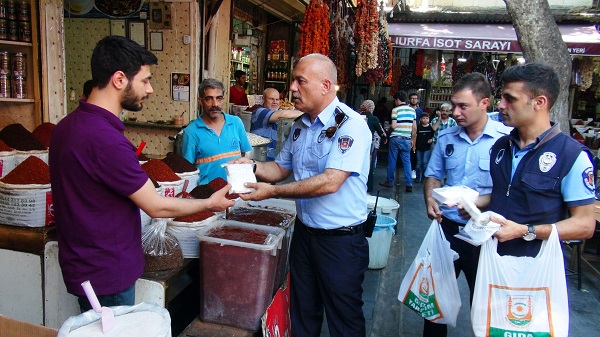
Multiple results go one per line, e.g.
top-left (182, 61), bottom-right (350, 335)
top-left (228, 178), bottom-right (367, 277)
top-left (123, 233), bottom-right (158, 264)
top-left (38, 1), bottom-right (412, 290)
top-left (422, 73), bottom-right (511, 337)
top-left (233, 54), bottom-right (372, 337)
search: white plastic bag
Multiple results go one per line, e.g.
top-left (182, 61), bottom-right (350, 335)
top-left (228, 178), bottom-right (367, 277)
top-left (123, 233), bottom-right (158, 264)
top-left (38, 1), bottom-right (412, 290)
top-left (398, 220), bottom-right (461, 326)
top-left (471, 224), bottom-right (568, 337)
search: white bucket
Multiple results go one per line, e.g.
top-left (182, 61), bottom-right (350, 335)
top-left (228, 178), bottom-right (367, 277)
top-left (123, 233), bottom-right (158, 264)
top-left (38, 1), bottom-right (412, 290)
top-left (0, 150), bottom-right (16, 178)
top-left (0, 182), bottom-right (53, 227)
top-left (167, 214), bottom-right (219, 258)
top-left (367, 196), bottom-right (400, 219)
top-left (366, 215), bottom-right (396, 269)
top-left (158, 179), bottom-right (184, 197)
top-left (176, 170), bottom-right (199, 190)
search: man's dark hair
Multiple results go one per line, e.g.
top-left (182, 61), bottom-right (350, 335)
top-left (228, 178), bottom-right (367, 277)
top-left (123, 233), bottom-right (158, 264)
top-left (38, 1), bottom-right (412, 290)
top-left (393, 91), bottom-right (407, 102)
top-left (198, 78), bottom-right (225, 98)
top-left (82, 79), bottom-right (94, 98)
top-left (91, 36), bottom-right (158, 89)
top-left (234, 70), bottom-right (246, 79)
top-left (452, 72), bottom-right (492, 102)
top-left (409, 92), bottom-right (419, 99)
top-left (500, 62), bottom-right (560, 109)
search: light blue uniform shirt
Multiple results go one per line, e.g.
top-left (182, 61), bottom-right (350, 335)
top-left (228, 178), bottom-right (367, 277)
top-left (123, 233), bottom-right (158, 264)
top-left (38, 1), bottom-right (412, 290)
top-left (276, 97), bottom-right (372, 229)
top-left (425, 118), bottom-right (512, 223)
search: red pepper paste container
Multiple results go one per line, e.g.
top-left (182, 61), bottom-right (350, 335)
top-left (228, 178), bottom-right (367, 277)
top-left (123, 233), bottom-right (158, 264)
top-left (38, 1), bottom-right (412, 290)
top-left (227, 199), bottom-right (296, 295)
top-left (196, 220), bottom-right (284, 331)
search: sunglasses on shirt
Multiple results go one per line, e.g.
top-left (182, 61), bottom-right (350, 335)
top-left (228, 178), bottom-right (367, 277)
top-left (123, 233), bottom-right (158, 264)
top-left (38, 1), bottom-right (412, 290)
top-left (325, 108), bottom-right (348, 139)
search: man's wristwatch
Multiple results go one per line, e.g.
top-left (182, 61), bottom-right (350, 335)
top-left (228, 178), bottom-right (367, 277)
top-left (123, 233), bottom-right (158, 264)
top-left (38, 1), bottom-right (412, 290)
top-left (522, 224), bottom-right (536, 241)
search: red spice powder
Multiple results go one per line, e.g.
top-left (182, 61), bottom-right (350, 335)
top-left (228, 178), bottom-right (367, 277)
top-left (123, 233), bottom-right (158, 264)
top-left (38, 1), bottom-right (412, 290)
top-left (175, 191), bottom-right (194, 199)
top-left (208, 226), bottom-right (268, 244)
top-left (208, 177), bottom-right (239, 199)
top-left (0, 123), bottom-right (47, 151)
top-left (1, 156), bottom-right (50, 184)
top-left (0, 139), bottom-right (13, 152)
top-left (31, 122), bottom-right (56, 148)
top-left (173, 210), bottom-right (215, 223)
top-left (189, 184), bottom-right (214, 199)
top-left (141, 159), bottom-right (181, 182)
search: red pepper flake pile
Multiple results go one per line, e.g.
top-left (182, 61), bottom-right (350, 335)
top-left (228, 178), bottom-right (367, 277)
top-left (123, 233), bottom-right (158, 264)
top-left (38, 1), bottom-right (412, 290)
top-left (208, 226), bottom-right (269, 244)
top-left (208, 177), bottom-right (239, 199)
top-left (0, 123), bottom-right (47, 151)
top-left (1, 156), bottom-right (50, 185)
top-left (31, 122), bottom-right (56, 148)
top-left (0, 139), bottom-right (13, 152)
top-left (141, 159), bottom-right (181, 182)
top-left (189, 184), bottom-right (214, 199)
top-left (173, 210), bottom-right (215, 223)
top-left (162, 153), bottom-right (197, 173)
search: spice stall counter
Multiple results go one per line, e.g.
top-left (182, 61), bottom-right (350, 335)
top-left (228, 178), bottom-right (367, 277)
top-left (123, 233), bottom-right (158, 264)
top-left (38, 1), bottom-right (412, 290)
top-left (0, 224), bottom-right (64, 326)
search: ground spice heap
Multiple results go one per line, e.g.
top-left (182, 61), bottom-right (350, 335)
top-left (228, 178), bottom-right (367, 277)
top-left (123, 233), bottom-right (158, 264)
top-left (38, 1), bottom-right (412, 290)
top-left (0, 139), bottom-right (13, 152)
top-left (208, 226), bottom-right (268, 244)
top-left (228, 207), bottom-right (290, 226)
top-left (173, 210), bottom-right (215, 223)
top-left (1, 156), bottom-right (50, 185)
top-left (161, 153), bottom-right (197, 173)
top-left (141, 159), bottom-right (181, 182)
top-left (31, 122), bottom-right (56, 148)
top-left (208, 177), bottom-right (239, 199)
top-left (0, 124), bottom-right (47, 151)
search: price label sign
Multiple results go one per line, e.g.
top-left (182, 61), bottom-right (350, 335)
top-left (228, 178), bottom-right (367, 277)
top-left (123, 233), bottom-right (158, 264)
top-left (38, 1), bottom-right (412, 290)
top-left (171, 73), bottom-right (190, 101)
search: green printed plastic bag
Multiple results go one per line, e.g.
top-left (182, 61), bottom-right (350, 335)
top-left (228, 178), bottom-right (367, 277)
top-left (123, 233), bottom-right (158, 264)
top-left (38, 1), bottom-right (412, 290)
top-left (398, 220), bottom-right (461, 326)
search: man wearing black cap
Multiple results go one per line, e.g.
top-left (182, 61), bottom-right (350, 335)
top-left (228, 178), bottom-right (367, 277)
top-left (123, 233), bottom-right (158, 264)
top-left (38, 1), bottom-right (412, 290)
top-left (380, 92), bottom-right (416, 192)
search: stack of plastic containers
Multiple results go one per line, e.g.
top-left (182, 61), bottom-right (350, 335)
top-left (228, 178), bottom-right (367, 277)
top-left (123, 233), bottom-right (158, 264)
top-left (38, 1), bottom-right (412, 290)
top-left (196, 220), bottom-right (285, 331)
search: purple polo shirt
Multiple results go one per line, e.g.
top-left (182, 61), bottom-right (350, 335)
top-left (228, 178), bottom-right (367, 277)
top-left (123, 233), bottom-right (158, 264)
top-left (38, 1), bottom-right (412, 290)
top-left (49, 100), bottom-right (149, 296)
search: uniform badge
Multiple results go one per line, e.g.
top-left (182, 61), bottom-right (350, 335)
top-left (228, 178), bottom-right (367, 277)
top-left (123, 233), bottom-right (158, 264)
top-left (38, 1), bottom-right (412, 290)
top-left (317, 130), bottom-right (327, 143)
top-left (583, 167), bottom-right (595, 191)
top-left (338, 135), bottom-right (353, 154)
top-left (445, 144), bottom-right (454, 157)
top-left (538, 152), bottom-right (557, 173)
top-left (495, 149), bottom-right (505, 165)
top-left (293, 128), bottom-right (301, 141)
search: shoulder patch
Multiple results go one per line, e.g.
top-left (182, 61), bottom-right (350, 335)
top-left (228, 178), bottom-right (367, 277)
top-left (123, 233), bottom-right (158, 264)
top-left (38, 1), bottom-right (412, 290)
top-left (583, 167), bottom-right (595, 191)
top-left (338, 135), bottom-right (354, 154)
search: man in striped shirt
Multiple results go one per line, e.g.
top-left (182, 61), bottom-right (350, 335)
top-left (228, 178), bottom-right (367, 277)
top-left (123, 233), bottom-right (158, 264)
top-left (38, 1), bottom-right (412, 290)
top-left (380, 91), bottom-right (416, 192)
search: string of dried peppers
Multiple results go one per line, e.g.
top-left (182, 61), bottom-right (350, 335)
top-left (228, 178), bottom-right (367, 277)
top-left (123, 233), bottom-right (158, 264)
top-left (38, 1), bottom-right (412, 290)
top-left (299, 0), bottom-right (330, 58)
top-left (354, 0), bottom-right (379, 77)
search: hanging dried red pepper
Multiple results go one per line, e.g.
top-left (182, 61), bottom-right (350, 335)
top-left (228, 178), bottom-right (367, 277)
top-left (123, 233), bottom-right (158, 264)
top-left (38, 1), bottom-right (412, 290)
top-left (299, 0), bottom-right (330, 57)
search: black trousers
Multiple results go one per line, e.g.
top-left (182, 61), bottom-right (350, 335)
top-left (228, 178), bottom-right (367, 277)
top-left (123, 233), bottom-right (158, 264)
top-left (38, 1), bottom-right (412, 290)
top-left (423, 217), bottom-right (481, 337)
top-left (290, 219), bottom-right (369, 337)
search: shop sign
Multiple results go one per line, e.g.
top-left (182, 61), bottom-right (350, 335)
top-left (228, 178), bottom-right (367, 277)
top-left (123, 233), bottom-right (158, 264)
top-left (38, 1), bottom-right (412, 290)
top-left (393, 36), bottom-right (517, 52)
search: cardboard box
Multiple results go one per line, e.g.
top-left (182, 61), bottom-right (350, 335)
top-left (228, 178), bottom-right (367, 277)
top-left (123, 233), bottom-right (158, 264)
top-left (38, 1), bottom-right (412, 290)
top-left (0, 316), bottom-right (57, 337)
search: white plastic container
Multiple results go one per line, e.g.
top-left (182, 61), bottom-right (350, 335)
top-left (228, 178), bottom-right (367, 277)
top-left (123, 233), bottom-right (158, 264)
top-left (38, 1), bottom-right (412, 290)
top-left (432, 185), bottom-right (479, 205)
top-left (367, 196), bottom-right (400, 220)
top-left (367, 215), bottom-right (396, 269)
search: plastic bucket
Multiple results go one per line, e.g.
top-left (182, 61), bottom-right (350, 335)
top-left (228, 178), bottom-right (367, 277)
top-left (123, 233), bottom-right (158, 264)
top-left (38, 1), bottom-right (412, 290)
top-left (367, 196), bottom-right (400, 219)
top-left (366, 215), bottom-right (396, 269)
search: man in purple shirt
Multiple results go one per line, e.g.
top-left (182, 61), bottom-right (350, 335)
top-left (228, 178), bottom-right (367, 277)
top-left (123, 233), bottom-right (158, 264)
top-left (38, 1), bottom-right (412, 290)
top-left (49, 36), bottom-right (234, 312)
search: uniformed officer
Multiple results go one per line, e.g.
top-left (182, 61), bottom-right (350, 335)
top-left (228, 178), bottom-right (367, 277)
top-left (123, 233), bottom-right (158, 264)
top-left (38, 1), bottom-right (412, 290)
top-left (234, 53), bottom-right (372, 337)
top-left (484, 62), bottom-right (596, 257)
top-left (423, 72), bottom-right (512, 337)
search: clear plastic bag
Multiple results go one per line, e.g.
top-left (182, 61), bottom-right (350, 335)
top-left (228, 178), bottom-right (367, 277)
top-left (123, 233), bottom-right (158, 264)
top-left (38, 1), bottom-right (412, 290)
top-left (141, 218), bottom-right (183, 272)
top-left (398, 220), bottom-right (461, 326)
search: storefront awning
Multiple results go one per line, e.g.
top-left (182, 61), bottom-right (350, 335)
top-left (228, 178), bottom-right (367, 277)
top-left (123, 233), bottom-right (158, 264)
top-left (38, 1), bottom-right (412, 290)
top-left (388, 23), bottom-right (600, 56)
